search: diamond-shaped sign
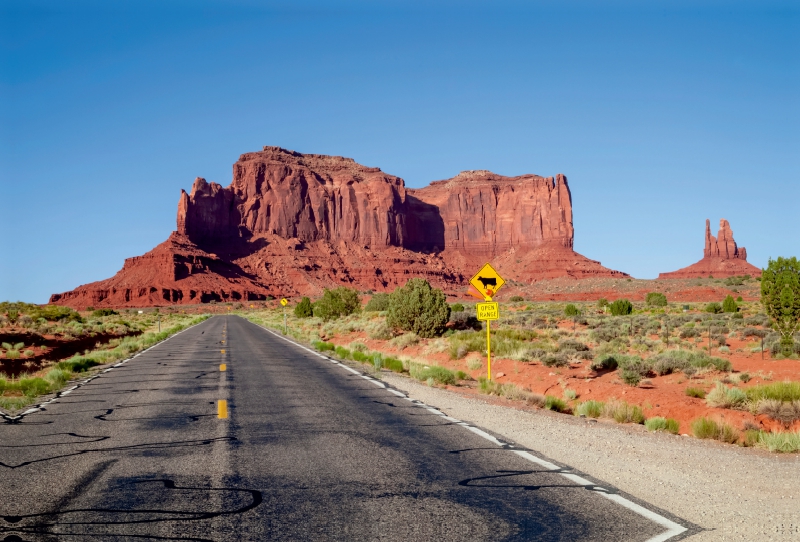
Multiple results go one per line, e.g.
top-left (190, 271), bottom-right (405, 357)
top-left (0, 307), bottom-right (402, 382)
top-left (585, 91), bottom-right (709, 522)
top-left (469, 263), bottom-right (505, 300)
top-left (280, 298), bottom-right (288, 307)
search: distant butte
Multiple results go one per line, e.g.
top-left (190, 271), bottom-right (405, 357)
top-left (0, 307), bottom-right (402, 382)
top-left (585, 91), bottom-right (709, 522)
top-left (658, 219), bottom-right (761, 280)
top-left (50, 146), bottom-right (627, 309)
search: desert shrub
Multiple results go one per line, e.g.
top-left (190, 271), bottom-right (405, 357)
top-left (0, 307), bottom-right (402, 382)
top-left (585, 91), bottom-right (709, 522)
top-left (590, 353), bottom-right (619, 371)
top-left (685, 387), bottom-right (706, 399)
top-left (646, 292), bottom-right (668, 307)
top-left (349, 341), bottom-right (367, 352)
top-left (742, 327), bottom-right (768, 339)
top-left (44, 368), bottom-right (71, 388)
top-left (649, 350), bottom-right (731, 376)
top-left (382, 356), bottom-right (404, 373)
top-left (466, 357), bottom-right (482, 370)
top-left (352, 350), bottom-right (370, 363)
top-left (558, 339), bottom-right (589, 352)
top-left (19, 377), bottom-right (50, 397)
top-left (597, 298), bottom-right (609, 309)
top-left (450, 302), bottom-right (465, 312)
top-left (389, 333), bottom-right (419, 350)
top-left (311, 340), bottom-right (335, 352)
top-left (757, 430), bottom-right (800, 453)
top-left (705, 302), bottom-right (723, 314)
top-left (564, 304), bottom-right (581, 317)
top-left (410, 363), bottom-right (455, 385)
top-left (609, 299), bottom-right (633, 316)
top-left (679, 328), bottom-right (699, 339)
top-left (722, 295), bottom-right (738, 313)
top-left (508, 296), bottom-right (523, 303)
top-left (454, 370), bottom-right (469, 381)
top-left (645, 417), bottom-right (679, 434)
top-left (312, 287), bottom-right (361, 321)
top-left (757, 400), bottom-right (800, 426)
top-left (334, 346), bottom-right (351, 360)
top-left (91, 308), bottom-right (118, 317)
top-left (541, 352), bottom-right (569, 367)
top-left (603, 401), bottom-right (645, 424)
top-left (450, 311), bottom-right (481, 331)
top-left (745, 381), bottom-right (800, 403)
top-left (576, 400), bottom-right (605, 418)
top-left (294, 297), bottom-right (314, 318)
top-left (544, 395), bottom-right (568, 412)
top-left (761, 257), bottom-right (800, 357)
top-left (615, 355), bottom-right (653, 386)
top-left (57, 356), bottom-right (101, 373)
top-left (705, 383), bottom-right (747, 409)
top-left (387, 278), bottom-right (450, 338)
top-left (27, 305), bottom-right (83, 323)
top-left (691, 417), bottom-right (739, 443)
top-left (366, 320), bottom-right (394, 340)
top-left (364, 293), bottom-right (391, 312)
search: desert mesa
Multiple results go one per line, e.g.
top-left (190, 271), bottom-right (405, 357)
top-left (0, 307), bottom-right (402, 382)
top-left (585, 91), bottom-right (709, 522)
top-left (49, 146), bottom-right (759, 309)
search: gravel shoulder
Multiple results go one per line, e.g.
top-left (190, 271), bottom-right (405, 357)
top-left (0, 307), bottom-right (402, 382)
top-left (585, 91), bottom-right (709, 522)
top-left (381, 373), bottom-right (800, 542)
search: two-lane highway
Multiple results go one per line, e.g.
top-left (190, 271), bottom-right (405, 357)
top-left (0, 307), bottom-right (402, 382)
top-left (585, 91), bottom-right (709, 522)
top-left (1, 316), bottom-right (690, 541)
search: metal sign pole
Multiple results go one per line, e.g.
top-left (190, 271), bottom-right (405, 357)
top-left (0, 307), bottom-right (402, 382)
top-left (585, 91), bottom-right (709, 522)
top-left (486, 319), bottom-right (491, 381)
top-left (284, 306), bottom-right (287, 335)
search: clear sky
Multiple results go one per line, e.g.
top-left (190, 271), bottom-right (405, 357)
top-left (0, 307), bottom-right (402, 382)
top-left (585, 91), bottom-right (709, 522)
top-left (1, 0), bottom-right (798, 303)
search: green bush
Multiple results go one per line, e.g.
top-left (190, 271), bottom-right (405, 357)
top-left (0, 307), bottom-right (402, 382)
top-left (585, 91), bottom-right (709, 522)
top-left (411, 363), bottom-right (455, 385)
top-left (590, 354), bottom-right (619, 371)
top-left (57, 356), bottom-right (101, 373)
top-left (685, 387), bottom-right (706, 399)
top-left (646, 293), bottom-right (668, 307)
top-left (604, 401), bottom-right (645, 424)
top-left (564, 304), bottom-right (581, 317)
top-left (387, 278), bottom-right (450, 338)
top-left (705, 382), bottom-right (747, 408)
top-left (609, 299), bottom-right (633, 316)
top-left (544, 395), bottom-right (568, 412)
top-left (312, 340), bottom-right (335, 352)
top-left (19, 377), bottom-right (50, 397)
top-left (27, 304), bottom-right (84, 323)
top-left (645, 417), bottom-right (679, 434)
top-left (691, 417), bottom-right (739, 443)
top-left (382, 356), bottom-right (405, 373)
top-left (761, 256), bottom-right (800, 357)
top-left (294, 297), bottom-right (313, 318)
top-left (92, 308), bottom-right (118, 317)
top-left (352, 350), bottom-right (370, 363)
top-left (509, 296), bottom-right (524, 303)
top-left (597, 298), bottom-right (609, 309)
top-left (722, 295), bottom-right (738, 313)
top-left (757, 430), bottom-right (800, 453)
top-left (450, 302), bottom-right (465, 312)
top-left (705, 302), bottom-right (723, 314)
top-left (745, 381), bottom-right (800, 403)
top-left (312, 287), bottom-right (361, 321)
top-left (334, 346), bottom-right (351, 360)
top-left (575, 400), bottom-right (605, 418)
top-left (364, 293), bottom-right (391, 312)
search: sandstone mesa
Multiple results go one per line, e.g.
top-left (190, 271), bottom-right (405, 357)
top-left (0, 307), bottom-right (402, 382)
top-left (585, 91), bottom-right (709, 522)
top-left (50, 146), bottom-right (628, 309)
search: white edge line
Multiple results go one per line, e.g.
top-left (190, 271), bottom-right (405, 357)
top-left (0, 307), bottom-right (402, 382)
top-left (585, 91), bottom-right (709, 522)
top-left (251, 318), bottom-right (687, 542)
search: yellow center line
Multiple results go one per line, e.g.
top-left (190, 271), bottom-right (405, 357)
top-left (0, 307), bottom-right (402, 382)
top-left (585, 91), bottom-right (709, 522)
top-left (218, 400), bottom-right (228, 419)
top-left (220, 363), bottom-right (227, 372)
top-left (221, 349), bottom-right (225, 353)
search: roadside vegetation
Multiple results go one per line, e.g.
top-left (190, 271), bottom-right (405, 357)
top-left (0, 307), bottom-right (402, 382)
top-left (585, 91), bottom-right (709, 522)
top-left (0, 307), bottom-right (209, 412)
top-left (240, 272), bottom-right (800, 453)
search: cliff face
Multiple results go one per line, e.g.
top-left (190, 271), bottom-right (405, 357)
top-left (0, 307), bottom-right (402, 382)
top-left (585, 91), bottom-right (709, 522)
top-left (659, 219), bottom-right (761, 279)
top-left (51, 147), bottom-right (626, 309)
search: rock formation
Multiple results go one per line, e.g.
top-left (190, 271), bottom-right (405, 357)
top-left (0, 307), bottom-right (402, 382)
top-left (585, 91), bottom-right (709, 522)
top-left (658, 219), bottom-right (761, 279)
top-left (50, 146), bottom-right (627, 309)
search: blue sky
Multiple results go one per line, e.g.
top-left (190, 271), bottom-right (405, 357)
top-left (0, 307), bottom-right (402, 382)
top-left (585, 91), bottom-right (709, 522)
top-left (1, 1), bottom-right (798, 303)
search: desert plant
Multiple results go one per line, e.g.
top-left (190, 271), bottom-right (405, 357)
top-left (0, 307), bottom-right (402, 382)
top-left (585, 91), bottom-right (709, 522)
top-left (575, 400), bottom-right (605, 418)
top-left (509, 296), bottom-right (524, 303)
top-left (366, 320), bottom-right (394, 340)
top-left (685, 387), bottom-right (706, 399)
top-left (544, 395), bottom-right (568, 412)
top-left (563, 389), bottom-right (578, 400)
top-left (705, 383), bottom-right (747, 409)
top-left (757, 430), bottom-right (800, 453)
top-left (294, 297), bottom-right (314, 318)
top-left (364, 293), bottom-right (391, 312)
top-left (389, 333), bottom-right (420, 350)
top-left (691, 417), bottom-right (739, 443)
top-left (590, 353), bottom-right (619, 371)
top-left (722, 295), bottom-right (738, 313)
top-left (312, 287), bottom-right (361, 321)
top-left (334, 346), bottom-right (351, 360)
top-left (466, 357), bottom-right (482, 370)
top-left (609, 299), bottom-right (633, 316)
top-left (745, 381), bottom-right (800, 403)
top-left (646, 292), bottom-right (668, 307)
top-left (92, 308), bottom-right (118, 317)
top-left (450, 302), bottom-right (465, 312)
top-left (645, 417), bottom-right (679, 434)
top-left (705, 302), bottom-right (723, 314)
top-left (761, 257), bottom-right (800, 357)
top-left (411, 363), bottom-right (455, 385)
top-left (312, 340), bottom-right (335, 352)
top-left (387, 278), bottom-right (450, 338)
top-left (757, 400), bottom-right (800, 427)
top-left (597, 298), bottom-right (609, 309)
top-left (603, 401), bottom-right (645, 424)
top-left (564, 304), bottom-right (581, 317)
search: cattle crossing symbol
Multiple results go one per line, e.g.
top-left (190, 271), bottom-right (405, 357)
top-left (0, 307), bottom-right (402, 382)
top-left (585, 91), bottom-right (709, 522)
top-left (469, 263), bottom-right (505, 300)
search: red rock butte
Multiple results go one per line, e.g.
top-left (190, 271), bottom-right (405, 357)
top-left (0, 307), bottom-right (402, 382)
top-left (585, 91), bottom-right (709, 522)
top-left (658, 219), bottom-right (761, 280)
top-left (50, 146), bottom-right (627, 309)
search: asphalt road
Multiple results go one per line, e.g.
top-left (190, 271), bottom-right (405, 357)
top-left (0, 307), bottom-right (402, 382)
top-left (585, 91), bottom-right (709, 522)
top-left (0, 316), bottom-right (690, 541)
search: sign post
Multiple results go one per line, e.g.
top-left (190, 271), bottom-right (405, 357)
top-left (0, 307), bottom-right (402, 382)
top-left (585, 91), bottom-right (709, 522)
top-left (280, 298), bottom-right (289, 334)
top-left (470, 263), bottom-right (505, 381)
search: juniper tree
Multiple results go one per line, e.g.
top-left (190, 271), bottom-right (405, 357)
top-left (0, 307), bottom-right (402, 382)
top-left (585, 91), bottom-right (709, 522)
top-left (761, 257), bottom-right (800, 357)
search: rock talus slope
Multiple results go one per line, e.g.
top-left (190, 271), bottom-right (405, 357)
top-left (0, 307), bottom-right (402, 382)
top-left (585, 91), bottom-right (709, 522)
top-left (658, 219), bottom-right (761, 279)
top-left (51, 147), bottom-right (626, 308)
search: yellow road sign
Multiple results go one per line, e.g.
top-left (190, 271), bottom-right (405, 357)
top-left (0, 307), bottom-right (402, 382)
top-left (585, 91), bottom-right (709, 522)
top-left (280, 298), bottom-right (288, 306)
top-left (476, 302), bottom-right (499, 321)
top-left (469, 263), bottom-right (505, 300)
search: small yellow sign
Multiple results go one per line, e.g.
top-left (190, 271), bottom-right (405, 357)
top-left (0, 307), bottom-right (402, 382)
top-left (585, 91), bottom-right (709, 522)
top-left (476, 302), bottom-right (499, 321)
top-left (280, 298), bottom-right (288, 307)
top-left (469, 263), bottom-right (505, 300)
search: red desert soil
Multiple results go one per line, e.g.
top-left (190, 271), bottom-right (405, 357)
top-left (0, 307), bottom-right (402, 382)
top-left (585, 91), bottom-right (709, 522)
top-left (324, 323), bottom-right (798, 437)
